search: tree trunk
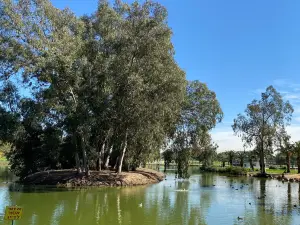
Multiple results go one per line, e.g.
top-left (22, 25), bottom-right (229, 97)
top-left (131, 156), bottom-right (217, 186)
top-left (240, 158), bottom-right (244, 167)
top-left (75, 152), bottom-right (81, 174)
top-left (297, 151), bottom-right (300, 174)
top-left (97, 142), bottom-right (106, 171)
top-left (164, 161), bottom-right (167, 173)
top-left (286, 152), bottom-right (291, 173)
top-left (104, 145), bottom-right (113, 169)
top-left (259, 149), bottom-right (265, 174)
top-left (114, 156), bottom-right (119, 170)
top-left (80, 135), bottom-right (89, 176)
top-left (249, 158), bottom-right (254, 171)
top-left (117, 131), bottom-right (128, 174)
top-left (222, 161), bottom-right (225, 167)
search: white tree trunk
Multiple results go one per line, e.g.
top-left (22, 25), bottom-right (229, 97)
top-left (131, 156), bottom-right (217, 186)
top-left (117, 132), bottom-right (128, 174)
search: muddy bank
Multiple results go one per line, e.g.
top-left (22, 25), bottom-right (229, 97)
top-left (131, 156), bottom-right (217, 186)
top-left (21, 168), bottom-right (165, 187)
top-left (249, 173), bottom-right (300, 182)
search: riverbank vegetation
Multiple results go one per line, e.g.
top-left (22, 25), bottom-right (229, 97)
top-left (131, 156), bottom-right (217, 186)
top-left (0, 0), bottom-right (222, 181)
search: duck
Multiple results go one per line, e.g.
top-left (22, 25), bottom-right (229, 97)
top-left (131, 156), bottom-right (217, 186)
top-left (249, 203), bottom-right (251, 205)
top-left (237, 216), bottom-right (243, 220)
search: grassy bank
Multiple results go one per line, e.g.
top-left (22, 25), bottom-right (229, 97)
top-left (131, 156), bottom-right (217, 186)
top-left (266, 168), bottom-right (298, 174)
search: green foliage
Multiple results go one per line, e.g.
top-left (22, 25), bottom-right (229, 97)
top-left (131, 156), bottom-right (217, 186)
top-left (268, 165), bottom-right (278, 170)
top-left (232, 86), bottom-right (293, 174)
top-left (168, 81), bottom-right (223, 178)
top-left (200, 166), bottom-right (248, 176)
top-left (0, 0), bottom-right (202, 178)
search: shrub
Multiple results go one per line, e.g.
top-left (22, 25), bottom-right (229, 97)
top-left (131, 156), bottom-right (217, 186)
top-left (200, 166), bottom-right (247, 176)
top-left (269, 166), bottom-right (278, 170)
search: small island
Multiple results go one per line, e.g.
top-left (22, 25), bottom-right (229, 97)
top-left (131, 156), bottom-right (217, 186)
top-left (21, 168), bottom-right (165, 187)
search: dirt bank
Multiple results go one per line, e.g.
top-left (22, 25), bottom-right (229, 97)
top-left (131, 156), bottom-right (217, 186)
top-left (271, 174), bottom-right (300, 182)
top-left (21, 168), bottom-right (165, 187)
top-left (249, 173), bottom-right (300, 182)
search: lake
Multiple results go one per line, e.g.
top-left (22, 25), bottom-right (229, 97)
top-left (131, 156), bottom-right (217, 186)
top-left (1, 166), bottom-right (300, 225)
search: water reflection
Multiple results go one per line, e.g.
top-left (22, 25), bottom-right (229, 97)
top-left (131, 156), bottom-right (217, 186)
top-left (1, 168), bottom-right (300, 224)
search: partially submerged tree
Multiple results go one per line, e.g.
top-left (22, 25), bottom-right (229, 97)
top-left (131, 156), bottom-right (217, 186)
top-left (232, 86), bottom-right (293, 174)
top-left (170, 81), bottom-right (223, 178)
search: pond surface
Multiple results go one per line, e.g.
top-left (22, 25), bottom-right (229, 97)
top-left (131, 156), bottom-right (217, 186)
top-left (1, 166), bottom-right (300, 225)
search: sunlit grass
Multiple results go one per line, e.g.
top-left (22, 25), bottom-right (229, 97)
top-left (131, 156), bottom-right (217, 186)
top-left (266, 168), bottom-right (298, 174)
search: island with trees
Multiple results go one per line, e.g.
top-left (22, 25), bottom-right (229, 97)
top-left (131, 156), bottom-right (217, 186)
top-left (0, 0), bottom-right (223, 186)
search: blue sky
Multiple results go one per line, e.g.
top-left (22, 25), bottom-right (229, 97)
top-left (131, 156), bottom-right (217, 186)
top-left (51, 0), bottom-right (300, 151)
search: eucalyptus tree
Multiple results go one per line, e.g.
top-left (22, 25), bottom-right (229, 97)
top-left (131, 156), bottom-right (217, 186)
top-left (0, 0), bottom-right (93, 174)
top-left (247, 150), bottom-right (257, 171)
top-left (293, 141), bottom-right (300, 173)
top-left (276, 129), bottom-right (293, 173)
top-left (236, 151), bottom-right (246, 167)
top-left (225, 150), bottom-right (235, 166)
top-left (170, 81), bottom-right (223, 178)
top-left (192, 130), bottom-right (218, 167)
top-left (1, 0), bottom-right (187, 176)
top-left (232, 86), bottom-right (293, 174)
top-left (95, 0), bottom-right (186, 173)
top-left (217, 152), bottom-right (227, 167)
top-left (162, 149), bottom-right (174, 172)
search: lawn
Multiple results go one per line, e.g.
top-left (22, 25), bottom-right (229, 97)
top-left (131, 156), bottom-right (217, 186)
top-left (266, 168), bottom-right (298, 174)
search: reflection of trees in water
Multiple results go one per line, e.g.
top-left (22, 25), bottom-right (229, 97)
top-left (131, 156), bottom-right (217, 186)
top-left (254, 179), bottom-right (292, 225)
top-left (200, 173), bottom-right (215, 187)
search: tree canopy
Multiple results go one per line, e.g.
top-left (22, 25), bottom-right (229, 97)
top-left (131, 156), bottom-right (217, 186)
top-left (232, 86), bottom-right (293, 174)
top-left (0, 0), bottom-right (222, 179)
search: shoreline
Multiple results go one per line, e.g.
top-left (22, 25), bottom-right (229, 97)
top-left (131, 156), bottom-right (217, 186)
top-left (21, 168), bottom-right (165, 187)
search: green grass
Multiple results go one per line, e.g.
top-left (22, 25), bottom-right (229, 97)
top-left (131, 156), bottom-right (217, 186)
top-left (266, 168), bottom-right (298, 174)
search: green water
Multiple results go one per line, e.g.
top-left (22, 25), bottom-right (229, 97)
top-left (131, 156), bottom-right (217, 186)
top-left (1, 167), bottom-right (300, 225)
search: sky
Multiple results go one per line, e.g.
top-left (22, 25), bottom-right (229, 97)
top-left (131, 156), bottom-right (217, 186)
top-left (50, 0), bottom-right (300, 151)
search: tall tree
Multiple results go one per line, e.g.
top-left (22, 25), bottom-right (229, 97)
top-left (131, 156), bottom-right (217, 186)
top-left (276, 129), bottom-right (293, 173)
top-left (0, 0), bottom-right (187, 177)
top-left (170, 81), bottom-right (223, 178)
top-left (217, 152), bottom-right (227, 167)
top-left (293, 141), bottom-right (300, 174)
top-left (236, 150), bottom-right (246, 167)
top-left (226, 150), bottom-right (235, 166)
top-left (232, 86), bottom-right (293, 174)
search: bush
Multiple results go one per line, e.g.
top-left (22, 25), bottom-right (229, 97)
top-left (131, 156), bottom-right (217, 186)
top-left (200, 166), bottom-right (248, 176)
top-left (269, 166), bottom-right (278, 170)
